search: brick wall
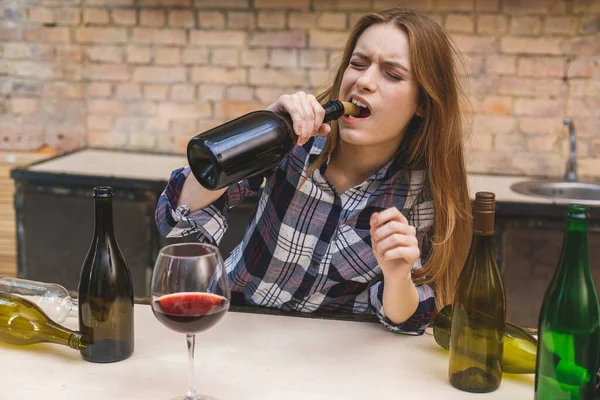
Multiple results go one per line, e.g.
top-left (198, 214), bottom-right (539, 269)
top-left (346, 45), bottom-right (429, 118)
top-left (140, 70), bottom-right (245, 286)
top-left (1, 0), bottom-right (599, 179)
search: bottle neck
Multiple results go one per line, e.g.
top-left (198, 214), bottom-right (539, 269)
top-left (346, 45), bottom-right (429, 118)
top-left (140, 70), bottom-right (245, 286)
top-left (322, 100), bottom-right (345, 122)
top-left (473, 210), bottom-right (495, 236)
top-left (470, 232), bottom-right (496, 254)
top-left (281, 100), bottom-right (345, 134)
top-left (69, 332), bottom-right (89, 350)
top-left (40, 317), bottom-right (89, 350)
top-left (93, 198), bottom-right (114, 239)
top-left (556, 218), bottom-right (589, 277)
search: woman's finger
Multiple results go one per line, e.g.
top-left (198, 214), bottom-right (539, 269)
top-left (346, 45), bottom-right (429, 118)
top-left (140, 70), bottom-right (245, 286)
top-left (372, 221), bottom-right (417, 243)
top-left (373, 232), bottom-right (417, 255)
top-left (317, 123), bottom-right (331, 136)
top-left (308, 94), bottom-right (326, 134)
top-left (291, 92), bottom-right (314, 141)
top-left (381, 246), bottom-right (420, 263)
top-left (371, 207), bottom-right (408, 227)
top-left (278, 94), bottom-right (305, 138)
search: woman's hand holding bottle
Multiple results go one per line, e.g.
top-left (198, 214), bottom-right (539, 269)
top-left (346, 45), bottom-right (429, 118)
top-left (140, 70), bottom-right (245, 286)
top-left (266, 91), bottom-right (332, 146)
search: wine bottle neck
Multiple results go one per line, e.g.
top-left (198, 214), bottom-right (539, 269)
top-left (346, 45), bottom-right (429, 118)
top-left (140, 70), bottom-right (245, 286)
top-left (470, 232), bottom-right (496, 251)
top-left (35, 314), bottom-right (88, 349)
top-left (473, 211), bottom-right (495, 236)
top-left (281, 100), bottom-right (344, 128)
top-left (566, 217), bottom-right (587, 233)
top-left (322, 100), bottom-right (345, 122)
top-left (69, 332), bottom-right (89, 350)
top-left (460, 233), bottom-right (498, 278)
top-left (93, 198), bottom-right (115, 238)
top-left (556, 220), bottom-right (590, 278)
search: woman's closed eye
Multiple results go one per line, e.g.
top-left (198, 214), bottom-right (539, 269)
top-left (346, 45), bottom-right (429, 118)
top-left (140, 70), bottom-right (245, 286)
top-left (350, 61), bottom-right (368, 69)
top-left (387, 73), bottom-right (404, 81)
top-left (350, 61), bottom-right (404, 82)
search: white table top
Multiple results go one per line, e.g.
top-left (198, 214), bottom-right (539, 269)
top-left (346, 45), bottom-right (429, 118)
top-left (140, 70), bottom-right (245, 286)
top-left (28, 149), bottom-right (187, 182)
top-left (3, 305), bottom-right (533, 399)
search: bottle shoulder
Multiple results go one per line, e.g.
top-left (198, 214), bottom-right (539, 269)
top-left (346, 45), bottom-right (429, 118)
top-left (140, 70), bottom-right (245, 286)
top-left (80, 242), bottom-right (131, 280)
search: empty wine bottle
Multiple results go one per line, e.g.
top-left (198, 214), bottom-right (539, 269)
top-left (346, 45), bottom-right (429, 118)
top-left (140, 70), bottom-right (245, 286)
top-left (0, 291), bottom-right (88, 350)
top-left (0, 277), bottom-right (77, 323)
top-left (434, 304), bottom-right (537, 374)
top-left (448, 192), bottom-right (506, 393)
top-left (535, 205), bottom-right (600, 400)
top-left (78, 186), bottom-right (134, 363)
top-left (187, 100), bottom-right (361, 190)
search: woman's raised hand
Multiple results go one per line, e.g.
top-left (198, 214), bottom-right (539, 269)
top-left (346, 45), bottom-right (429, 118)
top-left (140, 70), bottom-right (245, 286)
top-left (266, 91), bottom-right (332, 146)
top-left (370, 207), bottom-right (420, 282)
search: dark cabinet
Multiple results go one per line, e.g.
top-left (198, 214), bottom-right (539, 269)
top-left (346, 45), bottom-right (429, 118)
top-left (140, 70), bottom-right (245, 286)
top-left (499, 217), bottom-right (600, 327)
top-left (11, 148), bottom-right (257, 298)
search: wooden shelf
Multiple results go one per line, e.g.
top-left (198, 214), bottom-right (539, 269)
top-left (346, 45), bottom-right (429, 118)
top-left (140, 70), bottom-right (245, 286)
top-left (0, 151), bottom-right (53, 277)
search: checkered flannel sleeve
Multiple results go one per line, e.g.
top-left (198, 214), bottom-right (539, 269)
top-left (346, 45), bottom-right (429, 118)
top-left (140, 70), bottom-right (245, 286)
top-left (155, 166), bottom-right (263, 246)
top-left (368, 276), bottom-right (436, 335)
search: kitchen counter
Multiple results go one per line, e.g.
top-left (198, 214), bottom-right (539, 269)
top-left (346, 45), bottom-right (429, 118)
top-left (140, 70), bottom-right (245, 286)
top-left (11, 147), bottom-right (596, 208)
top-left (2, 304), bottom-right (534, 399)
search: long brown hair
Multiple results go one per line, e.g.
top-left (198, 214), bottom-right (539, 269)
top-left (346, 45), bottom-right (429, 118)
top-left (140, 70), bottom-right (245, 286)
top-left (309, 8), bottom-right (472, 310)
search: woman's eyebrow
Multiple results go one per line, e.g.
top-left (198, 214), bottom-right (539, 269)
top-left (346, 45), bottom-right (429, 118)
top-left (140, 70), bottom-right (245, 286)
top-left (351, 51), bottom-right (410, 73)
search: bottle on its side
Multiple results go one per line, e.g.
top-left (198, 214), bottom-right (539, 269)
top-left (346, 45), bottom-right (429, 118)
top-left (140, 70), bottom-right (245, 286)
top-left (0, 291), bottom-right (88, 350)
top-left (434, 304), bottom-right (537, 374)
top-left (0, 276), bottom-right (76, 323)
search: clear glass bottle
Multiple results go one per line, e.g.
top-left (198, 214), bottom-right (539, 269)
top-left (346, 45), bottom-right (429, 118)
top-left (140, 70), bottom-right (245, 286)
top-left (0, 276), bottom-right (77, 323)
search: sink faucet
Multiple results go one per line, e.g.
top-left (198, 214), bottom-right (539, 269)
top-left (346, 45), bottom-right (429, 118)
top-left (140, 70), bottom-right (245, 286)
top-left (564, 118), bottom-right (577, 182)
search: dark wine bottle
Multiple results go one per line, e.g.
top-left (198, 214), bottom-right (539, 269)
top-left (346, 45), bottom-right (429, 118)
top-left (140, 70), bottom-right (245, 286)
top-left (78, 186), bottom-right (134, 363)
top-left (535, 205), bottom-right (600, 399)
top-left (434, 304), bottom-right (537, 374)
top-left (0, 291), bottom-right (88, 350)
top-left (448, 191), bottom-right (506, 393)
top-left (187, 100), bottom-right (360, 190)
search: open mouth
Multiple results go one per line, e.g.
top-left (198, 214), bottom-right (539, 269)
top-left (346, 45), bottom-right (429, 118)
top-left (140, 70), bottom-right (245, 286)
top-left (349, 97), bottom-right (372, 118)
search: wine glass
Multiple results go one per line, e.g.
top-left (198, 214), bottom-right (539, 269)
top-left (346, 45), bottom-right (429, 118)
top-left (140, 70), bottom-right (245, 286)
top-left (151, 243), bottom-right (230, 400)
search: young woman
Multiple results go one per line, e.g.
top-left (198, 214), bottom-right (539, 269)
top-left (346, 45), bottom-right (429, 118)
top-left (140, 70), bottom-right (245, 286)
top-left (155, 8), bottom-right (472, 335)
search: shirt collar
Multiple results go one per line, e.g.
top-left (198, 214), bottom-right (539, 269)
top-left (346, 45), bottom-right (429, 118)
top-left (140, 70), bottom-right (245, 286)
top-left (307, 136), bottom-right (406, 182)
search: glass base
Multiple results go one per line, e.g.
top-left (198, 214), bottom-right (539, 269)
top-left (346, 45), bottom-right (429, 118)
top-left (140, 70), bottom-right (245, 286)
top-left (170, 395), bottom-right (218, 400)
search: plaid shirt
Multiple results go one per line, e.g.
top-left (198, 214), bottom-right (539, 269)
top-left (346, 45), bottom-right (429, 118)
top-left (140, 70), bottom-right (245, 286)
top-left (155, 136), bottom-right (436, 335)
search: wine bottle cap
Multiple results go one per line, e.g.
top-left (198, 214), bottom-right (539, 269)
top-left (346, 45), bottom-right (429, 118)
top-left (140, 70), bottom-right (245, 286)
top-left (566, 204), bottom-right (588, 220)
top-left (473, 191), bottom-right (495, 212)
top-left (93, 186), bottom-right (114, 199)
top-left (473, 191), bottom-right (495, 235)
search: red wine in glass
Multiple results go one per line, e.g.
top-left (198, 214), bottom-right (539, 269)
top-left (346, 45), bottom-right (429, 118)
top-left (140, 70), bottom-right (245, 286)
top-left (153, 292), bottom-right (229, 334)
top-left (151, 243), bottom-right (230, 400)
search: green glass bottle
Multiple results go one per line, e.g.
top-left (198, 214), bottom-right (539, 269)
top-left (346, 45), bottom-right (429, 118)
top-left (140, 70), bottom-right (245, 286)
top-left (434, 304), bottom-right (537, 374)
top-left (535, 205), bottom-right (600, 400)
top-left (448, 192), bottom-right (506, 393)
top-left (0, 291), bottom-right (88, 350)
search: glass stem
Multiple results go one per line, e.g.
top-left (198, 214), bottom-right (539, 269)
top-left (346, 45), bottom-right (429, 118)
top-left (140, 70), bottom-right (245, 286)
top-left (186, 334), bottom-right (198, 400)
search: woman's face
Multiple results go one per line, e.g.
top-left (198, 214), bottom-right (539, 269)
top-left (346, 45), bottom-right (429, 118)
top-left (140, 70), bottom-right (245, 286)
top-left (339, 23), bottom-right (420, 149)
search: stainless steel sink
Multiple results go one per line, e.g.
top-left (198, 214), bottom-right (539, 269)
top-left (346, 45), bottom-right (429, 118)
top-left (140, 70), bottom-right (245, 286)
top-left (511, 180), bottom-right (600, 206)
